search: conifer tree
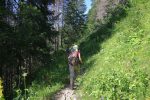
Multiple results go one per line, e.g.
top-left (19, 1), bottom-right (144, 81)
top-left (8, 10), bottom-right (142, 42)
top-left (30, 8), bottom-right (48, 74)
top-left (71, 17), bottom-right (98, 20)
top-left (63, 0), bottom-right (86, 43)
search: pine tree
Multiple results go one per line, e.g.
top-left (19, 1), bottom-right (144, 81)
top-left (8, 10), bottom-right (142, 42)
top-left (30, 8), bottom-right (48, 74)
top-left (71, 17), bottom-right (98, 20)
top-left (63, 0), bottom-right (86, 44)
top-left (0, 0), bottom-right (57, 99)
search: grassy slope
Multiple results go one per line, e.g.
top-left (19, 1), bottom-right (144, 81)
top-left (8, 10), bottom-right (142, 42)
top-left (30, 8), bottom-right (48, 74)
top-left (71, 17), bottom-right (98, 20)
top-left (77, 0), bottom-right (150, 99)
top-left (19, 0), bottom-right (150, 99)
top-left (0, 78), bottom-right (3, 99)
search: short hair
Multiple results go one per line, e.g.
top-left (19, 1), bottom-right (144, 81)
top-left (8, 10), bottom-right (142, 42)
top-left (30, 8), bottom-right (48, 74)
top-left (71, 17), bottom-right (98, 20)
top-left (72, 44), bottom-right (78, 51)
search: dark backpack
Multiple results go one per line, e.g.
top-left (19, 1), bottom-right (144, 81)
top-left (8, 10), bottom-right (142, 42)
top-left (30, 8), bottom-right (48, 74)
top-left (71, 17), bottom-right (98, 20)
top-left (68, 51), bottom-right (79, 66)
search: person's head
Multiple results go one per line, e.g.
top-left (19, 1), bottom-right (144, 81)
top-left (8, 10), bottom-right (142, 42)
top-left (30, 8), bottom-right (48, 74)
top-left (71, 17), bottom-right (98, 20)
top-left (72, 44), bottom-right (78, 51)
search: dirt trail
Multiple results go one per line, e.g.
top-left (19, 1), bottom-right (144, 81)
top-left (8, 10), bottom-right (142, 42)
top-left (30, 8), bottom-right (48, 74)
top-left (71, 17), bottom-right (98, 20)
top-left (52, 86), bottom-right (79, 100)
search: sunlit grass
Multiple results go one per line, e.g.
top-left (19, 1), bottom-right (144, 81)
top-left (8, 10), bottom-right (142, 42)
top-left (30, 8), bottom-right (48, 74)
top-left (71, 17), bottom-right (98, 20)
top-left (0, 78), bottom-right (3, 99)
top-left (28, 83), bottom-right (63, 100)
top-left (77, 0), bottom-right (150, 99)
top-left (14, 50), bottom-right (69, 99)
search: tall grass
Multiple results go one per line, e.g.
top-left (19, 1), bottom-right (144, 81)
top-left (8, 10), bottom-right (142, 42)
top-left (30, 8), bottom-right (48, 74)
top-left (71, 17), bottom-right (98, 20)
top-left (77, 0), bottom-right (150, 99)
top-left (13, 50), bottom-right (69, 99)
top-left (0, 78), bottom-right (4, 99)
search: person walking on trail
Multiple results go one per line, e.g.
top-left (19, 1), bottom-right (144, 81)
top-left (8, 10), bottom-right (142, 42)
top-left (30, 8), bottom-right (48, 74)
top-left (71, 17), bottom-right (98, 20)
top-left (67, 44), bottom-right (82, 89)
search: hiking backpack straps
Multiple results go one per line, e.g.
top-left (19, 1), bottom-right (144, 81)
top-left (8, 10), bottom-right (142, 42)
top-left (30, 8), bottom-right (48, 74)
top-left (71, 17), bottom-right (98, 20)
top-left (68, 51), bottom-right (79, 66)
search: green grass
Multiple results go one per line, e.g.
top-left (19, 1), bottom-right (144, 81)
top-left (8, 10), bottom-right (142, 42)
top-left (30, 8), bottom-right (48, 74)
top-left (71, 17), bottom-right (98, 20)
top-left (0, 78), bottom-right (4, 99)
top-left (14, 0), bottom-right (150, 99)
top-left (13, 50), bottom-right (69, 99)
top-left (77, 0), bottom-right (150, 99)
top-left (28, 50), bottom-right (69, 99)
top-left (27, 83), bottom-right (63, 100)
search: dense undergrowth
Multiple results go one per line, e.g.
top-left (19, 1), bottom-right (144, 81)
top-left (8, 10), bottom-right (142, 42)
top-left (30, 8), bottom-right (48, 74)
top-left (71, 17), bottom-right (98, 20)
top-left (12, 0), bottom-right (150, 99)
top-left (13, 50), bottom-right (69, 99)
top-left (76, 0), bottom-right (150, 99)
top-left (0, 79), bottom-right (3, 99)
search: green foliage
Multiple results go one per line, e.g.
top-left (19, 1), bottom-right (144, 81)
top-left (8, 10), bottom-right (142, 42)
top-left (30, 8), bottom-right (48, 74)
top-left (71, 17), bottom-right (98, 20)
top-left (78, 68), bottom-right (149, 99)
top-left (77, 0), bottom-right (150, 99)
top-left (13, 49), bottom-right (69, 99)
top-left (0, 79), bottom-right (4, 99)
top-left (14, 82), bottom-right (63, 100)
top-left (85, 1), bottom-right (97, 33)
top-left (63, 0), bottom-right (86, 44)
top-left (0, 0), bottom-right (57, 99)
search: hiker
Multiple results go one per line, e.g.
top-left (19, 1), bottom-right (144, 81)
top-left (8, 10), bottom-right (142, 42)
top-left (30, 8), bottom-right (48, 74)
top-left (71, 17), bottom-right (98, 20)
top-left (68, 44), bottom-right (82, 89)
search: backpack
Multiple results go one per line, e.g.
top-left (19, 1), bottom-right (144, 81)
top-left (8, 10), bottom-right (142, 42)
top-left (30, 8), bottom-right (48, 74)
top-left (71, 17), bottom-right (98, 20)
top-left (68, 51), bottom-right (79, 66)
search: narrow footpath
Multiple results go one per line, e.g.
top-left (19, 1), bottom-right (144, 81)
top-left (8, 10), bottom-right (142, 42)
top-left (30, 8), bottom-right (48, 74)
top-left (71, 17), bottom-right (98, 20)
top-left (52, 86), bottom-right (80, 100)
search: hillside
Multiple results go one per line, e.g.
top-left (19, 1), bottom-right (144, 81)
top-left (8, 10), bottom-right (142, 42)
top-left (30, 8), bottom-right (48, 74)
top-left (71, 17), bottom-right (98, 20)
top-left (77, 0), bottom-right (150, 99)
top-left (1, 0), bottom-right (150, 99)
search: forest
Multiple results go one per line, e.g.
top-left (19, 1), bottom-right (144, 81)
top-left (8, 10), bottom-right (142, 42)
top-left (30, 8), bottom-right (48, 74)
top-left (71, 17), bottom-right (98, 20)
top-left (0, 0), bottom-right (150, 100)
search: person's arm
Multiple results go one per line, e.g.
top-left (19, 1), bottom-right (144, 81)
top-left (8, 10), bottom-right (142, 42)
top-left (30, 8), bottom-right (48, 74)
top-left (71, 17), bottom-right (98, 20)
top-left (78, 51), bottom-right (82, 64)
